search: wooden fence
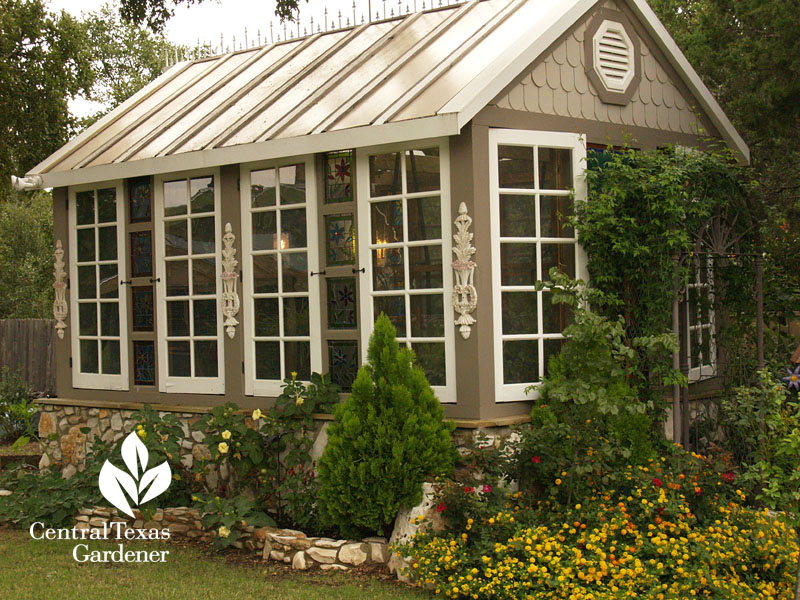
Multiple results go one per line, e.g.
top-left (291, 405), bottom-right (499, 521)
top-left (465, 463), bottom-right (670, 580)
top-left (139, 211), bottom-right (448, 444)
top-left (0, 319), bottom-right (56, 395)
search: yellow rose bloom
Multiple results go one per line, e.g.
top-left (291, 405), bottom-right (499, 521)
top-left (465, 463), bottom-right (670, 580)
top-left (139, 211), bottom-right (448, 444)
top-left (221, 430), bottom-right (231, 440)
top-left (218, 526), bottom-right (230, 538)
top-left (218, 442), bottom-right (229, 454)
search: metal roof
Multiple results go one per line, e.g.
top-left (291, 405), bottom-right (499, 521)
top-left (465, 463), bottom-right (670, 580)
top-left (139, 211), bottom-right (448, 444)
top-left (28, 0), bottom-right (748, 188)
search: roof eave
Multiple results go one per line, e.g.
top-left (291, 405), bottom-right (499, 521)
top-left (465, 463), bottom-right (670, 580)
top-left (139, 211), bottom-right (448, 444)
top-left (29, 113), bottom-right (461, 189)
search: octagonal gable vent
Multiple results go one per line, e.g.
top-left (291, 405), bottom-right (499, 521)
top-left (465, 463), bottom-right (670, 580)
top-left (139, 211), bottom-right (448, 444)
top-left (593, 20), bottom-right (635, 92)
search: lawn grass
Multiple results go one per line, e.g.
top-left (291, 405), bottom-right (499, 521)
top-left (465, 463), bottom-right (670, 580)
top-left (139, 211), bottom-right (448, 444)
top-left (0, 528), bottom-right (428, 600)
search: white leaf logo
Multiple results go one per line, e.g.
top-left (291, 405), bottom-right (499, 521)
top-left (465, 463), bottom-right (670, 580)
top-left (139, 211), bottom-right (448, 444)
top-left (98, 431), bottom-right (172, 518)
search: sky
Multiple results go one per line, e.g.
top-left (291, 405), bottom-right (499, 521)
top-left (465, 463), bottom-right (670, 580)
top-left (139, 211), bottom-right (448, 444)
top-left (49, 0), bottom-right (423, 117)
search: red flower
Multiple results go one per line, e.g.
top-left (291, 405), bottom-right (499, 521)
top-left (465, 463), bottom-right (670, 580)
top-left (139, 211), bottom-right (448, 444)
top-left (532, 456), bottom-right (541, 464)
top-left (652, 478), bottom-right (662, 488)
top-left (722, 472), bottom-right (735, 483)
top-left (464, 486), bottom-right (474, 494)
top-left (482, 484), bottom-right (492, 494)
top-left (436, 502), bottom-right (446, 513)
top-left (657, 506), bottom-right (664, 515)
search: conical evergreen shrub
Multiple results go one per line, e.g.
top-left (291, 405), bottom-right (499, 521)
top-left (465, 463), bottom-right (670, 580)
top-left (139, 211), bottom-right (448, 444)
top-left (317, 314), bottom-right (455, 538)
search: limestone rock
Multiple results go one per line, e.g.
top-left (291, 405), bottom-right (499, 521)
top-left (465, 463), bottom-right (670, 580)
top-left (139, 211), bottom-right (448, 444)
top-left (262, 541), bottom-right (273, 560)
top-left (338, 543), bottom-right (368, 566)
top-left (0, 490), bottom-right (12, 497)
top-left (307, 547), bottom-right (338, 564)
top-left (60, 425), bottom-right (87, 465)
top-left (38, 454), bottom-right (51, 469)
top-left (369, 541), bottom-right (390, 564)
top-left (389, 482), bottom-right (441, 581)
top-left (38, 412), bottom-right (55, 437)
top-left (62, 464), bottom-right (76, 479)
top-left (309, 422), bottom-right (329, 462)
top-left (269, 549), bottom-right (285, 561)
top-left (292, 551), bottom-right (308, 570)
top-left (192, 444), bottom-right (211, 462)
top-left (110, 413), bottom-right (123, 432)
top-left (315, 538), bottom-right (346, 549)
top-left (320, 563), bottom-right (348, 571)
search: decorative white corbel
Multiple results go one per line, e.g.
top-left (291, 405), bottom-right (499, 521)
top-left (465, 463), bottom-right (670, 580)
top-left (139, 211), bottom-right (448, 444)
top-left (53, 240), bottom-right (68, 339)
top-left (221, 223), bottom-right (240, 339)
top-left (452, 202), bottom-right (478, 339)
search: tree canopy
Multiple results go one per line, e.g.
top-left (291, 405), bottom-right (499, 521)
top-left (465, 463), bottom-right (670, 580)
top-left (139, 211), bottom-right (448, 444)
top-left (119, 0), bottom-right (304, 31)
top-left (0, 0), bottom-right (93, 197)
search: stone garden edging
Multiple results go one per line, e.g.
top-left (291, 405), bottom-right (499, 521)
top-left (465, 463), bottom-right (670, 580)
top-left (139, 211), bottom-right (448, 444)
top-left (74, 506), bottom-right (390, 571)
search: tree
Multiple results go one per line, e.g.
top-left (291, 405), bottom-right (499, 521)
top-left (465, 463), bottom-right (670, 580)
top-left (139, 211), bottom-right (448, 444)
top-left (650, 0), bottom-right (800, 370)
top-left (0, 191), bottom-right (54, 318)
top-left (118, 0), bottom-right (304, 31)
top-left (0, 0), bottom-right (94, 198)
top-left (317, 314), bottom-right (455, 538)
top-left (80, 2), bottom-right (201, 127)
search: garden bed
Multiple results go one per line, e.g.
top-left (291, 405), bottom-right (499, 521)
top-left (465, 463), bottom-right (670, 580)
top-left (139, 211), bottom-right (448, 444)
top-left (75, 505), bottom-right (391, 571)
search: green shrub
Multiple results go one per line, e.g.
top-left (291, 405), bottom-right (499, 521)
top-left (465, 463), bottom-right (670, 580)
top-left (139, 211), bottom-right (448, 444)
top-left (0, 366), bottom-right (36, 444)
top-left (317, 314), bottom-right (456, 538)
top-left (509, 272), bottom-right (680, 504)
top-left (0, 436), bottom-right (114, 527)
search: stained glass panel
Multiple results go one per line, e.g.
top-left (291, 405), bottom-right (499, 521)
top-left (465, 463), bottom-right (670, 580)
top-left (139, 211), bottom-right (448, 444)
top-left (327, 277), bottom-right (357, 329)
top-left (325, 214), bottom-right (355, 266)
top-left (328, 340), bottom-right (358, 392)
top-left (129, 177), bottom-right (152, 223)
top-left (130, 231), bottom-right (153, 278)
top-left (325, 150), bottom-right (353, 203)
top-left (132, 287), bottom-right (154, 332)
top-left (134, 341), bottom-right (155, 385)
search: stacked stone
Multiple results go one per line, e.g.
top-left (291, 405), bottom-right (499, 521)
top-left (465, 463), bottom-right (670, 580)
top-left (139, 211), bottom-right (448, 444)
top-left (38, 404), bottom-right (212, 480)
top-left (256, 527), bottom-right (389, 570)
top-left (36, 404), bottom-right (331, 489)
top-left (73, 506), bottom-right (248, 546)
top-left (71, 507), bottom-right (390, 570)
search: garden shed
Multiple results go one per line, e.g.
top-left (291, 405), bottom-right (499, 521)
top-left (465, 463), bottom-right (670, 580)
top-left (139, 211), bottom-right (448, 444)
top-left (16, 0), bottom-right (748, 433)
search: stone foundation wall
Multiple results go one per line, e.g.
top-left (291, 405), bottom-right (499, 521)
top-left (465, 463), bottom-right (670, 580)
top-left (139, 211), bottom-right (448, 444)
top-left (75, 506), bottom-right (389, 570)
top-left (36, 402), bottom-right (521, 477)
top-left (36, 403), bottom-right (330, 483)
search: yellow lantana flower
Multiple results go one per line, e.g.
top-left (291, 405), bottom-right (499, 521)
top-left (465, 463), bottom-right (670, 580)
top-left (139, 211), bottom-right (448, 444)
top-left (218, 442), bottom-right (229, 454)
top-left (218, 526), bottom-right (230, 538)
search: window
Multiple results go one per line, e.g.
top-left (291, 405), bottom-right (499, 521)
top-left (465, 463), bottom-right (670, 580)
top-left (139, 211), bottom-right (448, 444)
top-left (153, 171), bottom-right (224, 393)
top-left (357, 141), bottom-right (456, 403)
top-left (68, 182), bottom-right (129, 390)
top-left (685, 258), bottom-right (716, 381)
top-left (241, 159), bottom-right (322, 396)
top-left (489, 130), bottom-right (587, 402)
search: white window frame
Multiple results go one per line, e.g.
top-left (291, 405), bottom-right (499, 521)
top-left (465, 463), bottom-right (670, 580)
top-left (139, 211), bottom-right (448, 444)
top-left (240, 156), bottom-right (322, 397)
top-left (68, 181), bottom-right (130, 390)
top-left (153, 168), bottom-right (225, 394)
top-left (356, 138), bottom-right (456, 404)
top-left (489, 129), bottom-right (588, 402)
top-left (685, 257), bottom-right (716, 381)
